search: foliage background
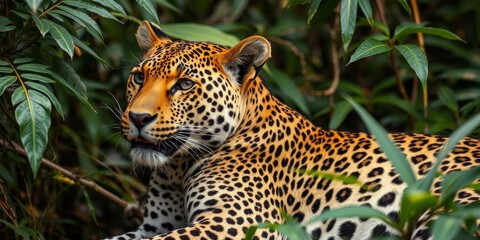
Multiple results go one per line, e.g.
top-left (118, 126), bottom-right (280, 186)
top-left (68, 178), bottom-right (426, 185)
top-left (0, 0), bottom-right (479, 239)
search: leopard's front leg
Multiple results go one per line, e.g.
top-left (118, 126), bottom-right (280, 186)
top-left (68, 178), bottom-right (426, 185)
top-left (104, 170), bottom-right (187, 240)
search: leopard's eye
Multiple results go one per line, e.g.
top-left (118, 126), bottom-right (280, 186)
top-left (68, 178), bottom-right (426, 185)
top-left (132, 73), bottom-right (144, 85)
top-left (177, 78), bottom-right (195, 90)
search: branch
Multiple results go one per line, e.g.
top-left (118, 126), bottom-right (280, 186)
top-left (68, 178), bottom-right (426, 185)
top-left (0, 139), bottom-right (128, 209)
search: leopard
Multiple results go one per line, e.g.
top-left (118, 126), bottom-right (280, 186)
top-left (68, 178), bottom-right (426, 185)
top-left (105, 21), bottom-right (480, 240)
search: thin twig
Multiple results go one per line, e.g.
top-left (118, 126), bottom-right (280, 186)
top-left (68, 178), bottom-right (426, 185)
top-left (375, 0), bottom-right (410, 102)
top-left (410, 0), bottom-right (429, 133)
top-left (0, 139), bottom-right (128, 209)
top-left (268, 36), bottom-right (308, 78)
top-left (323, 3), bottom-right (341, 96)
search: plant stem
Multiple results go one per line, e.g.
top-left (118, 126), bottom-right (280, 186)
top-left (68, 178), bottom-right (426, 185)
top-left (375, 0), bottom-right (410, 102)
top-left (410, 0), bottom-right (429, 132)
top-left (0, 139), bottom-right (129, 209)
top-left (323, 2), bottom-right (341, 96)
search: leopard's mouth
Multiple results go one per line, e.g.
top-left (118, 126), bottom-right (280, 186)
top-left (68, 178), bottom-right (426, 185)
top-left (131, 135), bottom-right (186, 157)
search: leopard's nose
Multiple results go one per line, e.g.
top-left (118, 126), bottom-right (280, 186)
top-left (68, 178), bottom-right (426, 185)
top-left (129, 111), bottom-right (157, 130)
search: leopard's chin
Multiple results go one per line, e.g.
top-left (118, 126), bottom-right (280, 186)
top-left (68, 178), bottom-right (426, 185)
top-left (130, 147), bottom-right (171, 167)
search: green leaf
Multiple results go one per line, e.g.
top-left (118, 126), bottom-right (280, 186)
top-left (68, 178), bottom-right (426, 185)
top-left (371, 19), bottom-right (390, 37)
top-left (393, 25), bottom-right (464, 43)
top-left (0, 67), bottom-right (13, 73)
top-left (340, 0), bottom-right (358, 51)
top-left (329, 100), bottom-right (352, 129)
top-left (297, 169), bottom-right (366, 190)
top-left (437, 85), bottom-right (458, 115)
top-left (358, 0), bottom-right (373, 25)
top-left (397, 0), bottom-right (411, 17)
top-left (0, 16), bottom-right (16, 32)
top-left (395, 44), bottom-right (428, 89)
top-left (21, 73), bottom-right (56, 84)
top-left (161, 23), bottom-right (240, 47)
top-left (32, 14), bottom-right (49, 36)
top-left (348, 38), bottom-right (391, 65)
top-left (12, 87), bottom-right (51, 178)
top-left (25, 81), bottom-right (65, 119)
top-left (136, 0), bottom-right (160, 23)
top-left (400, 187), bottom-right (438, 225)
top-left (266, 67), bottom-right (310, 115)
top-left (56, 6), bottom-right (103, 41)
top-left (305, 205), bottom-right (395, 227)
top-left (64, 0), bottom-right (120, 22)
top-left (17, 63), bottom-right (52, 74)
top-left (0, 59), bottom-right (8, 66)
top-left (73, 37), bottom-right (111, 67)
top-left (441, 167), bottom-right (480, 204)
top-left (83, 189), bottom-right (98, 224)
top-left (373, 95), bottom-right (422, 120)
top-left (93, 0), bottom-right (127, 16)
top-left (13, 57), bottom-right (34, 64)
top-left (308, 0), bottom-right (322, 24)
top-left (45, 20), bottom-right (74, 58)
top-left (0, 75), bottom-right (17, 96)
top-left (51, 59), bottom-right (93, 110)
top-left (25, 0), bottom-right (44, 13)
top-left (153, 0), bottom-right (182, 14)
top-left (346, 96), bottom-right (417, 185)
top-left (431, 215), bottom-right (462, 240)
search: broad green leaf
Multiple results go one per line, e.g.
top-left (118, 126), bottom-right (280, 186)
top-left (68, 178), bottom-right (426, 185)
top-left (13, 57), bottom-right (34, 64)
top-left (305, 205), bottom-right (394, 227)
top-left (56, 6), bottom-right (103, 41)
top-left (51, 59), bottom-right (93, 110)
top-left (308, 0), bottom-right (322, 24)
top-left (0, 16), bottom-right (15, 32)
top-left (397, 0), bottom-right (411, 17)
top-left (0, 75), bottom-right (17, 96)
top-left (162, 23), bottom-right (239, 47)
top-left (329, 100), bottom-right (352, 129)
top-left (25, 0), bottom-right (44, 13)
top-left (437, 85), bottom-right (458, 115)
top-left (394, 25), bottom-right (464, 43)
top-left (93, 0), bottom-right (127, 16)
top-left (136, 0), bottom-right (160, 23)
top-left (25, 81), bottom-right (65, 119)
top-left (371, 19), bottom-right (390, 37)
top-left (348, 38), bottom-right (391, 65)
top-left (17, 63), bottom-right (51, 74)
top-left (21, 73), bottom-right (56, 84)
top-left (400, 188), bottom-right (438, 225)
top-left (0, 59), bottom-right (8, 66)
top-left (431, 215), bottom-right (461, 240)
top-left (64, 0), bottom-right (119, 21)
top-left (31, 14), bottom-right (49, 36)
top-left (395, 44), bottom-right (428, 89)
top-left (0, 67), bottom-right (13, 73)
top-left (358, 0), bottom-right (373, 25)
top-left (346, 97), bottom-right (417, 185)
top-left (45, 20), bottom-right (74, 58)
top-left (340, 0), bottom-right (358, 51)
top-left (72, 37), bottom-right (111, 67)
top-left (440, 167), bottom-right (480, 204)
top-left (12, 87), bottom-right (51, 178)
top-left (266, 67), bottom-right (310, 115)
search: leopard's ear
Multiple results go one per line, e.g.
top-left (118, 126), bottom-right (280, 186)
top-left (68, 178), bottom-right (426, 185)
top-left (220, 36), bottom-right (271, 84)
top-left (136, 21), bottom-right (171, 53)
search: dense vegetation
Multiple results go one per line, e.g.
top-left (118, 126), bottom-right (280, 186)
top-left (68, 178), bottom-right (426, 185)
top-left (0, 0), bottom-right (479, 239)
